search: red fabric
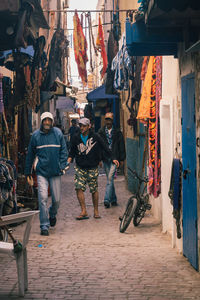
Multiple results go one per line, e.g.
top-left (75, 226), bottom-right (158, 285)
top-left (73, 11), bottom-right (88, 86)
top-left (148, 56), bottom-right (162, 198)
top-left (96, 15), bottom-right (108, 79)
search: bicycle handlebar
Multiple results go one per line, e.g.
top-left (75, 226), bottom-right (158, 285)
top-left (127, 167), bottom-right (148, 183)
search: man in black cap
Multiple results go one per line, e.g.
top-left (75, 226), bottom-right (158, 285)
top-left (67, 117), bottom-right (119, 220)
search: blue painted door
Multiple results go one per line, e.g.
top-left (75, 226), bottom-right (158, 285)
top-left (182, 74), bottom-right (198, 270)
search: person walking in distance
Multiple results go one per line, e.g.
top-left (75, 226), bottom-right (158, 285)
top-left (98, 112), bottom-right (126, 208)
top-left (68, 119), bottom-right (80, 148)
top-left (25, 112), bottom-right (68, 236)
top-left (67, 117), bottom-right (119, 220)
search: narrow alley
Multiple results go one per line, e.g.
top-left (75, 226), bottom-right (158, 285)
top-left (0, 166), bottom-right (200, 300)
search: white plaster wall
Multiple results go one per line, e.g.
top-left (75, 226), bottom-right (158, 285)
top-left (160, 56), bottom-right (181, 248)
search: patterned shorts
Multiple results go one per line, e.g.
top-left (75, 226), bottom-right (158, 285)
top-left (74, 166), bottom-right (99, 193)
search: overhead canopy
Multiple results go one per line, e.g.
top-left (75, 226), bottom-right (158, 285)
top-left (144, 0), bottom-right (200, 29)
top-left (126, 19), bottom-right (178, 56)
top-left (56, 96), bottom-right (75, 112)
top-left (146, 0), bottom-right (200, 15)
top-left (126, 0), bottom-right (200, 56)
top-left (86, 85), bottom-right (118, 102)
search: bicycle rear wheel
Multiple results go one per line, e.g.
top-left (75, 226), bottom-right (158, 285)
top-left (119, 196), bottom-right (137, 233)
top-left (133, 203), bottom-right (146, 226)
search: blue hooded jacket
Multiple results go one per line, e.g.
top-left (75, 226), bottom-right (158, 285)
top-left (25, 126), bottom-right (68, 178)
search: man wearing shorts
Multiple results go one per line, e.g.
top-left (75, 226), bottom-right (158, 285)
top-left (67, 117), bottom-right (119, 220)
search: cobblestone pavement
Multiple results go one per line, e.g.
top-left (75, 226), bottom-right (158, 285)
top-left (1, 166), bottom-right (200, 300)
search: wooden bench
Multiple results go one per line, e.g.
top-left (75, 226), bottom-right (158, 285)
top-left (0, 210), bottom-right (39, 296)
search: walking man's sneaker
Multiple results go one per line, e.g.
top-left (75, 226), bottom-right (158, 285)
top-left (49, 217), bottom-right (57, 227)
top-left (41, 229), bottom-right (49, 236)
top-left (104, 201), bottom-right (110, 208)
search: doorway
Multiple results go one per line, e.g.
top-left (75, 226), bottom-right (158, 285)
top-left (181, 73), bottom-right (198, 270)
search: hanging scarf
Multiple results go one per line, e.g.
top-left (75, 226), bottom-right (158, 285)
top-left (105, 126), bottom-right (113, 149)
top-left (73, 11), bottom-right (88, 86)
top-left (96, 15), bottom-right (108, 79)
top-left (148, 56), bottom-right (162, 198)
top-left (137, 56), bottom-right (154, 121)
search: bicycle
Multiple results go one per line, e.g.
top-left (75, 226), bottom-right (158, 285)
top-left (119, 167), bottom-right (151, 233)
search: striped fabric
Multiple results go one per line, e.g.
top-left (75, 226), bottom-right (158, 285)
top-left (36, 145), bottom-right (61, 149)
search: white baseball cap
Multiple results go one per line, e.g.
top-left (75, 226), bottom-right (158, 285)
top-left (41, 112), bottom-right (54, 123)
top-left (79, 118), bottom-right (90, 126)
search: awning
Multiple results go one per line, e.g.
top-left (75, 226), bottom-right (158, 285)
top-left (126, 19), bottom-right (178, 56)
top-left (127, 0), bottom-right (200, 57)
top-left (56, 96), bottom-right (75, 112)
top-left (86, 85), bottom-right (118, 102)
top-left (144, 0), bottom-right (200, 28)
top-left (147, 0), bottom-right (200, 14)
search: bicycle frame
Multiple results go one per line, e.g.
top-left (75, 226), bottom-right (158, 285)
top-left (127, 167), bottom-right (148, 199)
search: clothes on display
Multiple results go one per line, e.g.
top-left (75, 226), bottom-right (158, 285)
top-left (73, 11), bottom-right (88, 86)
top-left (96, 15), bottom-right (108, 79)
top-left (137, 56), bottom-right (162, 198)
top-left (111, 42), bottom-right (133, 91)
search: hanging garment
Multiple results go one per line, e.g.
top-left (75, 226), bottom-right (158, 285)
top-left (0, 74), bottom-right (4, 113)
top-left (148, 56), bottom-right (162, 198)
top-left (137, 56), bottom-right (154, 121)
top-left (111, 44), bottom-right (132, 91)
top-left (154, 56), bottom-right (162, 197)
top-left (2, 77), bottom-right (12, 108)
top-left (168, 158), bottom-right (182, 239)
top-left (45, 11), bottom-right (56, 60)
top-left (105, 30), bottom-right (118, 95)
top-left (96, 15), bottom-right (108, 79)
top-left (113, 0), bottom-right (121, 42)
top-left (140, 56), bottom-right (149, 81)
top-left (42, 29), bottom-right (68, 91)
top-left (73, 11), bottom-right (88, 86)
top-left (131, 56), bottom-right (143, 103)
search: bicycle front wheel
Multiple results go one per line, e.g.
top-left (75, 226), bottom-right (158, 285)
top-left (119, 196), bottom-right (137, 233)
top-left (133, 203), bottom-right (146, 226)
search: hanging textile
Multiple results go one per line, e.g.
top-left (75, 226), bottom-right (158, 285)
top-left (113, 0), bottom-right (121, 42)
top-left (148, 56), bottom-right (162, 198)
top-left (111, 40), bottom-right (132, 91)
top-left (0, 74), bottom-right (4, 113)
top-left (73, 11), bottom-right (88, 86)
top-left (154, 56), bottom-right (162, 197)
top-left (96, 15), bottom-right (108, 79)
top-left (168, 158), bottom-right (182, 239)
top-left (137, 56), bottom-right (154, 121)
top-left (45, 11), bottom-right (56, 61)
top-left (137, 56), bottom-right (162, 198)
top-left (140, 56), bottom-right (149, 81)
top-left (105, 30), bottom-right (118, 94)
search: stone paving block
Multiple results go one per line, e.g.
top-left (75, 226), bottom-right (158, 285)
top-left (1, 167), bottom-right (200, 299)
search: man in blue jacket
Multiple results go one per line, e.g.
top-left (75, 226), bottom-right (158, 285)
top-left (25, 112), bottom-right (68, 236)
